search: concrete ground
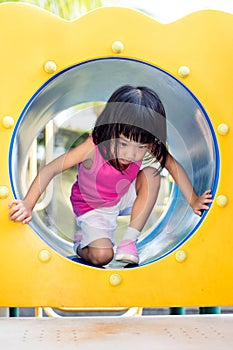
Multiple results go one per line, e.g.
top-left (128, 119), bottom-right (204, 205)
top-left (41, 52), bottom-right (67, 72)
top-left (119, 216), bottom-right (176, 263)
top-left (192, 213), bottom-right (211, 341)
top-left (0, 315), bottom-right (232, 349)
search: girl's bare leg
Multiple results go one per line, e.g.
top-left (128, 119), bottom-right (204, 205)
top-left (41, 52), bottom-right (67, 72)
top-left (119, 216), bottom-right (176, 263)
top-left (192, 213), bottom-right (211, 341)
top-left (130, 166), bottom-right (161, 233)
top-left (116, 167), bottom-right (161, 263)
top-left (78, 238), bottom-right (114, 266)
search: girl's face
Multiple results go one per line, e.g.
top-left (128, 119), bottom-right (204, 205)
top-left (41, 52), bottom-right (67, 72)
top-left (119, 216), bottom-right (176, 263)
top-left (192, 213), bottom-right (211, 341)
top-left (114, 134), bottom-right (151, 167)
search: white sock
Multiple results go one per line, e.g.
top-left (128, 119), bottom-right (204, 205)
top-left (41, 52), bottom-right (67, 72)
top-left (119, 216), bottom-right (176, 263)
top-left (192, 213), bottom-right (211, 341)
top-left (122, 227), bottom-right (140, 242)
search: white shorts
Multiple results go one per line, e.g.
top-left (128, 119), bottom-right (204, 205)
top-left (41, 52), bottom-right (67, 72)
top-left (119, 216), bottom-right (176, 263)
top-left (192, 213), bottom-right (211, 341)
top-left (75, 181), bottom-right (136, 248)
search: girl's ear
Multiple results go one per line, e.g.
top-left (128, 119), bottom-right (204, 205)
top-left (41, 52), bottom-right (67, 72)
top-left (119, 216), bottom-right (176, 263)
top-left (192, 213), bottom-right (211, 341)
top-left (147, 144), bottom-right (153, 152)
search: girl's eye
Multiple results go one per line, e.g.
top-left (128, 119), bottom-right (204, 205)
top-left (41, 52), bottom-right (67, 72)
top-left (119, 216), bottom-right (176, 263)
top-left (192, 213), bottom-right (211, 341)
top-left (138, 145), bottom-right (147, 149)
top-left (119, 141), bottom-right (127, 147)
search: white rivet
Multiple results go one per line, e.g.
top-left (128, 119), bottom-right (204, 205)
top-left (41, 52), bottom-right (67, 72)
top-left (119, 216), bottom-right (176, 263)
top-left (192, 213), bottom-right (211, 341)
top-left (112, 41), bottom-right (124, 53)
top-left (0, 186), bottom-right (10, 199)
top-left (44, 61), bottom-right (57, 74)
top-left (175, 250), bottom-right (187, 262)
top-left (216, 195), bottom-right (228, 207)
top-left (217, 123), bottom-right (229, 136)
top-left (109, 273), bottom-right (122, 286)
top-left (2, 116), bottom-right (14, 129)
top-left (38, 249), bottom-right (52, 262)
top-left (178, 66), bottom-right (190, 78)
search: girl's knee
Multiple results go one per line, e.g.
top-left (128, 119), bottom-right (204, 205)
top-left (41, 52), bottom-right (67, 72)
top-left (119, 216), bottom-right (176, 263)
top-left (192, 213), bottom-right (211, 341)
top-left (89, 248), bottom-right (114, 266)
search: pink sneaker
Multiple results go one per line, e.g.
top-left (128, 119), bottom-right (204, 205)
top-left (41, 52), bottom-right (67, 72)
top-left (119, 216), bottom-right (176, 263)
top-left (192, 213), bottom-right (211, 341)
top-left (115, 240), bottom-right (139, 264)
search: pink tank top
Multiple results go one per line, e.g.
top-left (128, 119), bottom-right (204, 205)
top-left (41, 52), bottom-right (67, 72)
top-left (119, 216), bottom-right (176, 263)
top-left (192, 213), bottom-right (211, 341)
top-left (70, 142), bottom-right (142, 217)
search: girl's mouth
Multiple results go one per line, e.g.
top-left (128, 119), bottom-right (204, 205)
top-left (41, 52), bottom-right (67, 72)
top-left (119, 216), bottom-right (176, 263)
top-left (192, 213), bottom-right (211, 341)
top-left (119, 158), bottom-right (131, 165)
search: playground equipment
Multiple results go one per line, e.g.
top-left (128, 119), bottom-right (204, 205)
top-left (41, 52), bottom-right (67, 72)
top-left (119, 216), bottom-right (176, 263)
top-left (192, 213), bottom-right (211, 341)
top-left (0, 3), bottom-right (233, 312)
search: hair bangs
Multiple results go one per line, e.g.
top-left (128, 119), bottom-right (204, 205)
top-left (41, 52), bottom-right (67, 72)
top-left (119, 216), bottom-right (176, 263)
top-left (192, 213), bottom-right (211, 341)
top-left (116, 123), bottom-right (155, 145)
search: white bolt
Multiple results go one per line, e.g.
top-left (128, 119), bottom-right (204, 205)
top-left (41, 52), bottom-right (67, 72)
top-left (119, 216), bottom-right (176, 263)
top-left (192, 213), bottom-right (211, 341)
top-left (44, 61), bottom-right (57, 74)
top-left (112, 41), bottom-right (124, 53)
top-left (178, 66), bottom-right (190, 78)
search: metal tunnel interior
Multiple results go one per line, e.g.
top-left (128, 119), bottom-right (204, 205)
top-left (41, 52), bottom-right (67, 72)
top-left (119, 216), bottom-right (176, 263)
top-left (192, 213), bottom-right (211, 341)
top-left (9, 58), bottom-right (219, 266)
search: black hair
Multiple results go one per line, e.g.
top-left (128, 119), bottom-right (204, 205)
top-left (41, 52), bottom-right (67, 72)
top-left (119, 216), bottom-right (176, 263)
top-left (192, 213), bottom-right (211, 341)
top-left (92, 85), bottom-right (168, 173)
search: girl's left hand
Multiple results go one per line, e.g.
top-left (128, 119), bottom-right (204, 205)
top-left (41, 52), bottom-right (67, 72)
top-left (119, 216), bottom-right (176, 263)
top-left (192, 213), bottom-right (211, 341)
top-left (192, 190), bottom-right (212, 216)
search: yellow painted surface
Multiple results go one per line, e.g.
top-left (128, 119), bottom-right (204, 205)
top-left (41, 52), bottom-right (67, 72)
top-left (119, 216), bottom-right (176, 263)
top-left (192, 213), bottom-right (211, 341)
top-left (0, 3), bottom-right (232, 307)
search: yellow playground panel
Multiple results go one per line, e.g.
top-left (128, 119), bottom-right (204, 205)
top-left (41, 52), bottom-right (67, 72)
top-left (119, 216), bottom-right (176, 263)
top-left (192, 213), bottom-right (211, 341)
top-left (0, 3), bottom-right (232, 309)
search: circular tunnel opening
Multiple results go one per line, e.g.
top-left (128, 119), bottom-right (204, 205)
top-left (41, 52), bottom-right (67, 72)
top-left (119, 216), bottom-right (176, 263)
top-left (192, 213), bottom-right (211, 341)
top-left (9, 57), bottom-right (219, 266)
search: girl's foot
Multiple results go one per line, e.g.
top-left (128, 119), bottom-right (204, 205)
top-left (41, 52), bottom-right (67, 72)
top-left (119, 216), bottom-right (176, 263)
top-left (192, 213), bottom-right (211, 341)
top-left (115, 240), bottom-right (139, 264)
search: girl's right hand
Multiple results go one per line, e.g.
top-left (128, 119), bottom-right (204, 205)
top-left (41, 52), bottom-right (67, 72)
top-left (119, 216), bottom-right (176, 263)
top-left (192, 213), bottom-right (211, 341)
top-left (8, 200), bottom-right (32, 224)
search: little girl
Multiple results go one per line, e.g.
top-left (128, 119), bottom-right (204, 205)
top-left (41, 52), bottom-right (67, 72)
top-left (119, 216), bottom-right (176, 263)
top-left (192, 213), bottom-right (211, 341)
top-left (9, 85), bottom-right (212, 266)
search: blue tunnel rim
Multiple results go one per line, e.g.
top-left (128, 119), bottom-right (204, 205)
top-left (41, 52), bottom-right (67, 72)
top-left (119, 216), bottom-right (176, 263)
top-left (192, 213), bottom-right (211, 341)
top-left (8, 56), bottom-right (220, 267)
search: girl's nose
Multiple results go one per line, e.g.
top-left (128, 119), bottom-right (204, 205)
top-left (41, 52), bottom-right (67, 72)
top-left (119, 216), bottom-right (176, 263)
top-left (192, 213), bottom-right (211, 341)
top-left (125, 147), bottom-right (137, 160)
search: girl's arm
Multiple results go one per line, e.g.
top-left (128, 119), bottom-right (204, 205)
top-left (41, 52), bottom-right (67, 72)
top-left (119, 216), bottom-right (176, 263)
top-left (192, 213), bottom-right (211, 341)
top-left (8, 136), bottom-right (94, 224)
top-left (165, 153), bottom-right (212, 216)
